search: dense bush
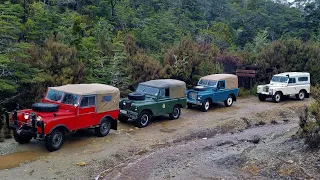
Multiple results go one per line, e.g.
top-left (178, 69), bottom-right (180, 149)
top-left (299, 86), bottom-right (320, 148)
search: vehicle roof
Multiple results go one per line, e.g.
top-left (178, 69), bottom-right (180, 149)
top-left (275, 72), bottom-right (310, 77)
top-left (49, 84), bottom-right (119, 95)
top-left (140, 79), bottom-right (186, 88)
top-left (201, 74), bottom-right (238, 81)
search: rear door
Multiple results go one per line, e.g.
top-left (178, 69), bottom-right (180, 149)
top-left (78, 95), bottom-right (96, 129)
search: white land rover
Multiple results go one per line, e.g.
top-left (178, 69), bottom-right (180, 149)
top-left (257, 72), bottom-right (310, 103)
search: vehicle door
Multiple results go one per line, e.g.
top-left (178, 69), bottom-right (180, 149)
top-left (214, 80), bottom-right (227, 102)
top-left (287, 77), bottom-right (297, 95)
top-left (78, 95), bottom-right (96, 129)
top-left (155, 88), bottom-right (172, 116)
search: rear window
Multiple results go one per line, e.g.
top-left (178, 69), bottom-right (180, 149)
top-left (298, 77), bottom-right (308, 82)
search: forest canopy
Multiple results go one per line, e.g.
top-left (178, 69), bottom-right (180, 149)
top-left (1, 0), bottom-right (320, 109)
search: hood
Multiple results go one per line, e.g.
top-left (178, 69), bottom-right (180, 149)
top-left (268, 82), bottom-right (287, 87)
top-left (120, 96), bottom-right (156, 106)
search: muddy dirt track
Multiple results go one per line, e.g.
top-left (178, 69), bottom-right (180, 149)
top-left (0, 97), bottom-right (314, 180)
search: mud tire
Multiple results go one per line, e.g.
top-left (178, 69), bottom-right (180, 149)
top-left (201, 99), bottom-right (210, 112)
top-left (258, 94), bottom-right (267, 101)
top-left (169, 105), bottom-right (181, 120)
top-left (118, 115), bottom-right (129, 123)
top-left (95, 119), bottom-right (111, 137)
top-left (136, 111), bottom-right (151, 128)
top-left (14, 131), bottom-right (32, 144)
top-left (45, 128), bottom-right (65, 152)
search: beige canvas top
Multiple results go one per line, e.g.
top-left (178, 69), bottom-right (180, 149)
top-left (50, 84), bottom-right (120, 113)
top-left (140, 79), bottom-right (186, 98)
top-left (201, 74), bottom-right (238, 89)
top-left (50, 84), bottom-right (119, 95)
top-left (140, 79), bottom-right (185, 88)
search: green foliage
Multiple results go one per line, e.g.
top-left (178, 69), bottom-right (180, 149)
top-left (299, 86), bottom-right (320, 148)
top-left (1, 0), bottom-right (320, 109)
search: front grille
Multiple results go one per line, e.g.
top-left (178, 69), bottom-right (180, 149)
top-left (189, 92), bottom-right (197, 100)
top-left (120, 100), bottom-right (132, 109)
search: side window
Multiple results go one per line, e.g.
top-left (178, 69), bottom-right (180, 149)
top-left (80, 96), bottom-right (96, 107)
top-left (288, 78), bottom-right (296, 84)
top-left (159, 89), bottom-right (165, 99)
top-left (298, 77), bottom-right (308, 82)
top-left (165, 89), bottom-right (170, 97)
top-left (218, 81), bottom-right (225, 89)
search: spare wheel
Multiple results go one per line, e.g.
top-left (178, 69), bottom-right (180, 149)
top-left (32, 103), bottom-right (59, 112)
top-left (128, 92), bottom-right (145, 101)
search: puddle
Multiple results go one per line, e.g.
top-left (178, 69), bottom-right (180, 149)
top-left (0, 151), bottom-right (47, 170)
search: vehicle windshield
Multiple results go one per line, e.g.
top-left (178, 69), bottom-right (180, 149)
top-left (61, 93), bottom-right (80, 106)
top-left (198, 79), bottom-right (217, 87)
top-left (136, 84), bottom-right (159, 96)
top-left (46, 89), bottom-right (80, 106)
top-left (271, 76), bottom-right (289, 83)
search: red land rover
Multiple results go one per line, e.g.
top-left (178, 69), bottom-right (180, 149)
top-left (6, 84), bottom-right (119, 151)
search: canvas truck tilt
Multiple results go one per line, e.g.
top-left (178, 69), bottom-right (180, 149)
top-left (186, 74), bottom-right (239, 112)
top-left (257, 72), bottom-right (310, 103)
top-left (6, 84), bottom-right (119, 151)
top-left (119, 79), bottom-right (187, 128)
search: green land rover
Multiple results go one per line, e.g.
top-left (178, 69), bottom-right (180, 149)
top-left (119, 79), bottom-right (187, 128)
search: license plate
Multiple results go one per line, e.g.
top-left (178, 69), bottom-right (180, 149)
top-left (120, 110), bottom-right (128, 114)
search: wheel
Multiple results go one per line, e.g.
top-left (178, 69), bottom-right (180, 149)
top-left (187, 103), bottom-right (193, 109)
top-left (169, 105), bottom-right (181, 120)
top-left (95, 119), bottom-right (111, 137)
top-left (224, 95), bottom-right (233, 107)
top-left (296, 90), bottom-right (305, 100)
top-left (136, 111), bottom-right (151, 128)
top-left (272, 92), bottom-right (282, 103)
top-left (45, 128), bottom-right (65, 152)
top-left (258, 94), bottom-right (267, 101)
top-left (14, 131), bottom-right (32, 144)
top-left (201, 99), bottom-right (210, 112)
top-left (118, 115), bottom-right (129, 123)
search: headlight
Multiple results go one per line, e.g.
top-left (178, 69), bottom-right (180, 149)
top-left (24, 113), bottom-right (29, 120)
top-left (37, 116), bottom-right (42, 121)
top-left (135, 106), bottom-right (138, 111)
top-left (123, 101), bottom-right (126, 106)
top-left (198, 96), bottom-right (202, 100)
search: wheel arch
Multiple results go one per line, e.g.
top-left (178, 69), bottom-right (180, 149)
top-left (230, 93), bottom-right (237, 101)
top-left (99, 115), bottom-right (117, 130)
top-left (49, 125), bottom-right (69, 134)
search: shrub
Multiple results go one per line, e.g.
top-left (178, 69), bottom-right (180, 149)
top-left (299, 86), bottom-right (320, 148)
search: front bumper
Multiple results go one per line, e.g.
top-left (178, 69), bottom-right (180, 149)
top-left (6, 111), bottom-right (45, 139)
top-left (119, 109), bottom-right (138, 120)
top-left (187, 99), bottom-right (202, 105)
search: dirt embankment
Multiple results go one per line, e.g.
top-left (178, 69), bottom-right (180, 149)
top-left (0, 97), bottom-right (314, 180)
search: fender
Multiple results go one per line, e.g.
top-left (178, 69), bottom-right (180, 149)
top-left (99, 115), bottom-right (117, 130)
top-left (49, 124), bottom-right (70, 134)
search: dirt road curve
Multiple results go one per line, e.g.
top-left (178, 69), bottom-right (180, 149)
top-left (0, 97), bottom-right (313, 180)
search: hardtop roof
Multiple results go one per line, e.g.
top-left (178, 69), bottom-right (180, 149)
top-left (275, 72), bottom-right (310, 77)
top-left (140, 79), bottom-right (186, 88)
top-left (49, 84), bottom-right (119, 95)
